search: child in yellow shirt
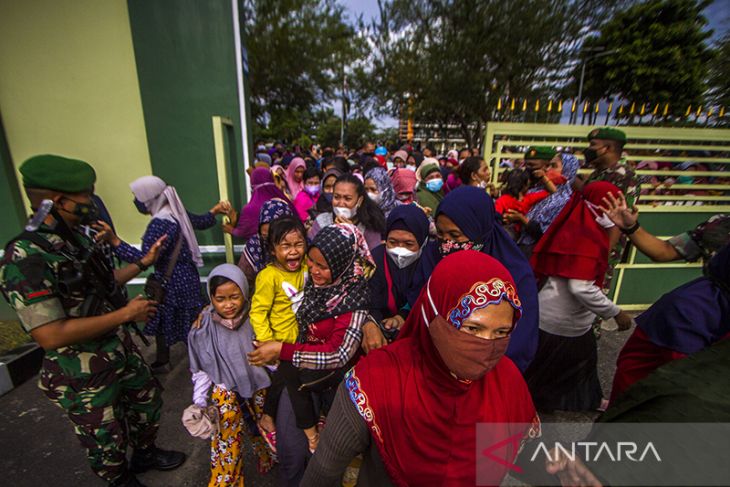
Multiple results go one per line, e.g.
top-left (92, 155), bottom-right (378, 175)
top-left (249, 216), bottom-right (308, 447)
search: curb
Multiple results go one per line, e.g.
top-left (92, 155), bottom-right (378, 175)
top-left (0, 343), bottom-right (44, 396)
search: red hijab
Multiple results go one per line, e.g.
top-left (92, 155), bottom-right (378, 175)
top-left (344, 251), bottom-right (538, 487)
top-left (531, 181), bottom-right (620, 286)
top-left (390, 168), bottom-right (418, 202)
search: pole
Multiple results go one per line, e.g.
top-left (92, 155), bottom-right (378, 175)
top-left (340, 72), bottom-right (346, 147)
top-left (231, 0), bottom-right (252, 202)
top-left (574, 61), bottom-right (587, 125)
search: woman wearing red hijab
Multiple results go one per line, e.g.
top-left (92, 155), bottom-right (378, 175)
top-left (526, 181), bottom-right (633, 412)
top-left (301, 251), bottom-right (538, 487)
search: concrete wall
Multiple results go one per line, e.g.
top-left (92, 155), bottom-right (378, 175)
top-left (0, 0), bottom-right (154, 244)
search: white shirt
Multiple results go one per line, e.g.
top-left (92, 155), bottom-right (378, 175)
top-left (538, 276), bottom-right (620, 337)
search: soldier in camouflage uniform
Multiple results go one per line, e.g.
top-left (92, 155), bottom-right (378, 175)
top-left (581, 128), bottom-right (641, 296)
top-left (0, 155), bottom-right (185, 487)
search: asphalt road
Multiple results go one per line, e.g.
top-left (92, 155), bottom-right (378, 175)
top-left (0, 320), bottom-right (631, 487)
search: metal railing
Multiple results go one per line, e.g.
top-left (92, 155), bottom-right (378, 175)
top-left (483, 122), bottom-right (730, 310)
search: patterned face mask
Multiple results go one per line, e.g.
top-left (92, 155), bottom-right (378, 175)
top-left (437, 238), bottom-right (484, 257)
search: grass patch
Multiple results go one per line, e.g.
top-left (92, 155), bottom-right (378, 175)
top-left (0, 320), bottom-right (31, 355)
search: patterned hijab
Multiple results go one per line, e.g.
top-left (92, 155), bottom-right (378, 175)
top-left (241, 198), bottom-right (293, 272)
top-left (520, 153), bottom-right (580, 244)
top-left (295, 224), bottom-right (374, 341)
top-left (365, 167), bottom-right (398, 216)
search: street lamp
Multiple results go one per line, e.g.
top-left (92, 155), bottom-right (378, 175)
top-left (576, 48), bottom-right (620, 102)
top-left (573, 48), bottom-right (619, 124)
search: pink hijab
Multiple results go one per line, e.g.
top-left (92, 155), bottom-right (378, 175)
top-left (285, 157), bottom-right (306, 198)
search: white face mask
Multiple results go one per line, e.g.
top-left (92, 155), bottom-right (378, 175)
top-left (367, 191), bottom-right (382, 205)
top-left (585, 201), bottom-right (615, 229)
top-left (405, 165), bottom-right (416, 172)
top-left (333, 205), bottom-right (357, 220)
top-left (386, 245), bottom-right (422, 269)
top-left (477, 180), bottom-right (488, 189)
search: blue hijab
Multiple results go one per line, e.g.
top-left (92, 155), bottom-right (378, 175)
top-left (409, 186), bottom-right (539, 371)
top-left (636, 243), bottom-right (730, 354)
top-left (519, 153), bottom-right (580, 245)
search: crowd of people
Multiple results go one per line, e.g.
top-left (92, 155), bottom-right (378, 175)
top-left (1, 126), bottom-right (729, 487)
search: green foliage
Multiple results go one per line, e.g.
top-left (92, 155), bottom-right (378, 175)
top-left (579, 0), bottom-right (714, 119)
top-left (253, 106), bottom-right (375, 148)
top-left (708, 33), bottom-right (730, 123)
top-left (358, 0), bottom-right (623, 147)
top-left (242, 0), bottom-right (364, 136)
top-left (343, 117), bottom-right (376, 148)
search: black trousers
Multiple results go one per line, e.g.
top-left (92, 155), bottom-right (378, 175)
top-left (264, 361), bottom-right (345, 429)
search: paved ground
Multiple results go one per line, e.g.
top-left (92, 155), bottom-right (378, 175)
top-left (0, 320), bottom-right (632, 487)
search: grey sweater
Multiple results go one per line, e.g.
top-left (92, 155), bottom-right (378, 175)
top-left (300, 384), bottom-right (394, 486)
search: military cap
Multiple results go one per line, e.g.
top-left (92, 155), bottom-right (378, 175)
top-left (587, 127), bottom-right (627, 143)
top-left (523, 146), bottom-right (556, 160)
top-left (19, 154), bottom-right (96, 192)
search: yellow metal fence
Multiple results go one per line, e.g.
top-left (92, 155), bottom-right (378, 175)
top-left (482, 122), bottom-right (730, 310)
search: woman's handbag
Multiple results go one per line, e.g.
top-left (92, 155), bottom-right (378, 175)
top-left (182, 404), bottom-right (220, 439)
top-left (144, 235), bottom-right (183, 303)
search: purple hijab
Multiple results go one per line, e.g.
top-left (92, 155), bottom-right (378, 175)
top-left (231, 167), bottom-right (294, 239)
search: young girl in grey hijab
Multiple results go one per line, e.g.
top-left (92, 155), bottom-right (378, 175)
top-left (187, 264), bottom-right (273, 485)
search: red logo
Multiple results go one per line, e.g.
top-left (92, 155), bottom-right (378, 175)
top-left (481, 432), bottom-right (524, 474)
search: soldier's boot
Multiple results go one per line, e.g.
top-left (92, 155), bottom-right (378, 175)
top-left (130, 446), bottom-right (186, 473)
top-left (109, 472), bottom-right (148, 487)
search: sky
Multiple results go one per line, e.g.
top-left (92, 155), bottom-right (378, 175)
top-left (338, 0), bottom-right (730, 129)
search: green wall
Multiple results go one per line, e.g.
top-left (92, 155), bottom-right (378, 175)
top-left (127, 0), bottom-right (247, 246)
top-left (609, 211), bottom-right (708, 307)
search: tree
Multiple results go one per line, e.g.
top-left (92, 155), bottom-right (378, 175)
top-left (708, 33), bottom-right (730, 125)
top-left (578, 0), bottom-right (714, 122)
top-left (356, 0), bottom-right (624, 148)
top-left (343, 117), bottom-right (376, 149)
top-left (315, 110), bottom-right (344, 147)
top-left (242, 0), bottom-right (364, 138)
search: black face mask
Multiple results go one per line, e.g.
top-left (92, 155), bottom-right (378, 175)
top-left (60, 197), bottom-right (99, 225)
top-left (133, 198), bottom-right (149, 215)
top-left (583, 147), bottom-right (600, 164)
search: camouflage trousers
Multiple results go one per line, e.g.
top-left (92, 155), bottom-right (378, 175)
top-left (39, 329), bottom-right (162, 483)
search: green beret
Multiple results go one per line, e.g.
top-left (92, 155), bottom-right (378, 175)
top-left (587, 127), bottom-right (626, 143)
top-left (19, 154), bottom-right (96, 193)
top-left (524, 146), bottom-right (556, 160)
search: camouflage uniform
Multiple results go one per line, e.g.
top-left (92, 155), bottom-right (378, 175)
top-left (0, 227), bottom-right (162, 484)
top-left (667, 214), bottom-right (730, 264)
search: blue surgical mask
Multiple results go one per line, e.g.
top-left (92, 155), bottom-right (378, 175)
top-left (425, 179), bottom-right (444, 193)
